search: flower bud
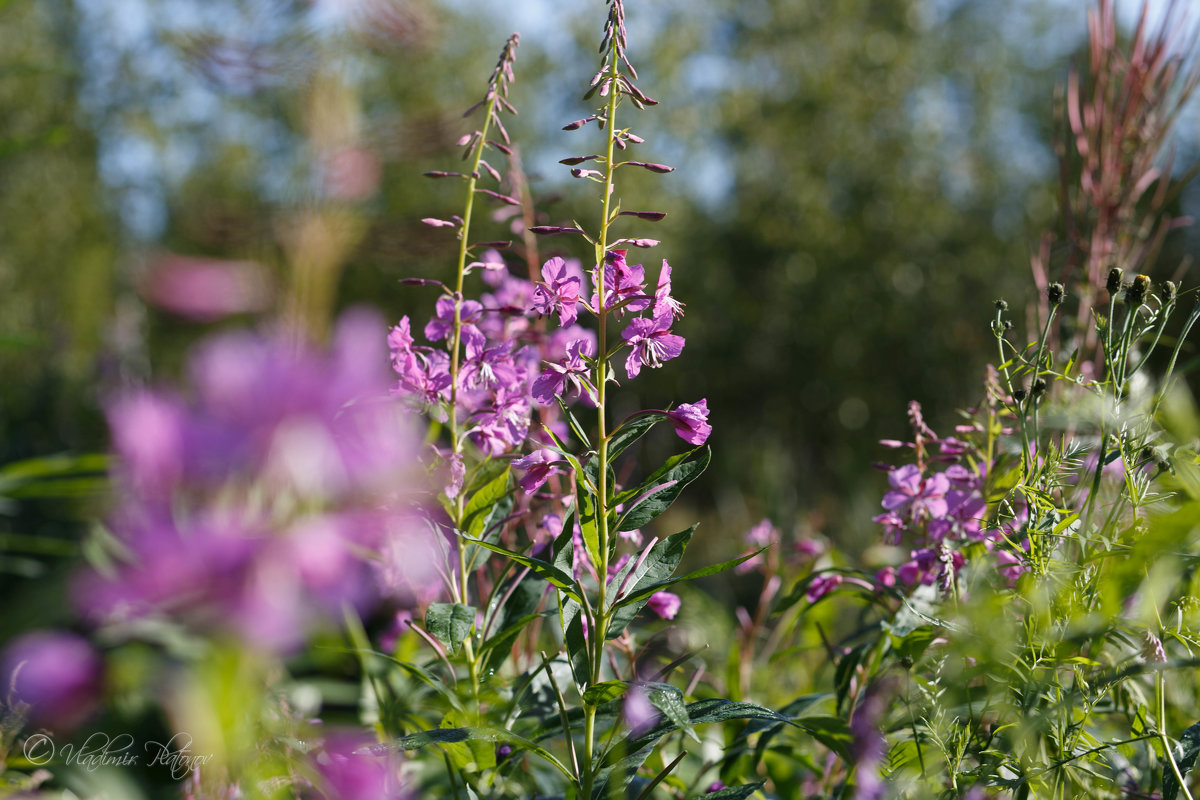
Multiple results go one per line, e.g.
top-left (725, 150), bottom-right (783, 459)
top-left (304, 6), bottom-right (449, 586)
top-left (1126, 274), bottom-right (1150, 306)
top-left (994, 299), bottom-right (1008, 312)
top-left (1106, 267), bottom-right (1123, 294)
top-left (1161, 280), bottom-right (1177, 304)
top-left (1013, 388), bottom-right (1027, 403)
top-left (1032, 378), bottom-right (1047, 396)
top-left (1048, 283), bottom-right (1064, 306)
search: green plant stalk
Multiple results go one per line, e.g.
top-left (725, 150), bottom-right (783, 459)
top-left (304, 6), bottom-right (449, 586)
top-left (1129, 300), bottom-right (1172, 378)
top-left (581, 39), bottom-right (624, 800)
top-left (445, 89), bottom-right (504, 716)
top-left (1158, 670), bottom-right (1195, 800)
top-left (1029, 301), bottom-right (1059, 465)
top-left (994, 309), bottom-right (1033, 481)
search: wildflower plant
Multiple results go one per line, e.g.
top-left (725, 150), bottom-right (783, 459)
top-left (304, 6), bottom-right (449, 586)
top-left (384, 4), bottom-right (795, 798)
top-left (728, 2), bottom-right (1200, 798)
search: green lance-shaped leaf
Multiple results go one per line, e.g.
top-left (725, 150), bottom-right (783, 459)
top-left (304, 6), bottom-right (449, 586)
top-left (460, 535), bottom-right (584, 604)
top-left (462, 466), bottom-right (512, 539)
top-left (606, 525), bottom-right (695, 639)
top-left (616, 446), bottom-right (710, 532)
top-left (575, 466), bottom-right (602, 569)
top-left (391, 726), bottom-right (573, 781)
top-left (1163, 720), bottom-right (1200, 800)
top-left (583, 680), bottom-right (629, 706)
top-left (560, 595), bottom-right (591, 688)
top-left (425, 603), bottom-right (476, 656)
top-left (603, 412), bottom-right (666, 465)
top-left (479, 573), bottom-right (550, 675)
top-left (643, 681), bottom-right (697, 742)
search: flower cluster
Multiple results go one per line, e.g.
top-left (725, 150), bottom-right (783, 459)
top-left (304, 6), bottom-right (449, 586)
top-left (78, 311), bottom-right (435, 652)
top-left (871, 401), bottom-right (994, 591)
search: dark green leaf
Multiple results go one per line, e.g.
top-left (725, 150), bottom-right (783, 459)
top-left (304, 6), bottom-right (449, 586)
top-left (616, 447), bottom-right (710, 531)
top-left (576, 468), bottom-right (602, 569)
top-left (557, 397), bottom-right (592, 449)
top-left (607, 526), bottom-right (696, 638)
top-left (583, 680), bottom-right (628, 706)
top-left (793, 715), bottom-right (853, 759)
top-left (425, 603), bottom-right (475, 656)
top-left (463, 467), bottom-right (511, 539)
top-left (606, 412), bottom-right (665, 462)
top-left (463, 536), bottom-right (583, 604)
top-left (691, 782), bottom-right (765, 800)
top-left (560, 596), bottom-right (591, 687)
top-left (596, 699), bottom-right (794, 798)
top-left (643, 682), bottom-right (696, 742)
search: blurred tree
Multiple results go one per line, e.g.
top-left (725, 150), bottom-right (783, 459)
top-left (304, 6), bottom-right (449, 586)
top-left (0, 0), bottom-right (115, 460)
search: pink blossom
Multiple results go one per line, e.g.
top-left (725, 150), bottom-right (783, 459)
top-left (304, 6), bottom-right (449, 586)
top-left (666, 399), bottom-right (711, 446)
top-left (646, 591), bottom-right (682, 620)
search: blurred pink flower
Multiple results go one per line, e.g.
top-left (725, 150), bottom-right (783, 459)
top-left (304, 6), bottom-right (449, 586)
top-left (140, 254), bottom-right (272, 321)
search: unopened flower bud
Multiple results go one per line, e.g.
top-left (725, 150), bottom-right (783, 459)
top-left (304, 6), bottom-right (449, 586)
top-left (1142, 630), bottom-right (1167, 663)
top-left (1106, 267), bottom-right (1123, 294)
top-left (1161, 280), bottom-right (1177, 304)
top-left (1032, 379), bottom-right (1047, 396)
top-left (995, 299), bottom-right (1009, 312)
top-left (1003, 320), bottom-right (1013, 331)
top-left (1126, 274), bottom-right (1151, 306)
top-left (1048, 283), bottom-right (1064, 306)
top-left (1013, 388), bottom-right (1027, 403)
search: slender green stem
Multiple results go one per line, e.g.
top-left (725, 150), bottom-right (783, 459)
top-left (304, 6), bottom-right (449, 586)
top-left (994, 310), bottom-right (1032, 480)
top-left (1029, 302), bottom-right (1058, 463)
top-left (442, 83), bottom-right (504, 719)
top-left (581, 37), bottom-right (624, 800)
top-left (1158, 670), bottom-right (1195, 800)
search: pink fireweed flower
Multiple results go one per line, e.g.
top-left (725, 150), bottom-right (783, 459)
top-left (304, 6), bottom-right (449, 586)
top-left (84, 310), bottom-right (434, 653)
top-left (666, 399), bottom-right (711, 446)
top-left (881, 464), bottom-right (950, 521)
top-left (388, 316), bottom-right (414, 357)
top-left (806, 573), bottom-right (844, 602)
top-left (622, 314), bottom-right (685, 379)
top-left (424, 296), bottom-right (482, 342)
top-left (531, 256), bottom-right (583, 327)
top-left (652, 260), bottom-right (685, 321)
top-left (313, 732), bottom-right (408, 800)
top-left (624, 684), bottom-right (659, 735)
top-left (595, 249), bottom-right (651, 313)
top-left (512, 448), bottom-right (566, 493)
top-left (533, 338), bottom-right (598, 405)
top-left (646, 591), bottom-right (682, 620)
top-left (736, 517), bottom-right (779, 574)
top-left (1, 631), bottom-right (103, 732)
top-left (459, 328), bottom-right (521, 392)
top-left (391, 349), bottom-right (452, 411)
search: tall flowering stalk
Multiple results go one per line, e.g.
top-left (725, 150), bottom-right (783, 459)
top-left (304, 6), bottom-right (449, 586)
top-left (389, 5), bottom-right (786, 799)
